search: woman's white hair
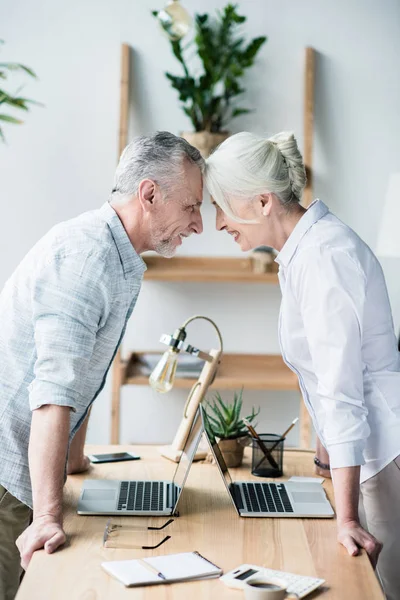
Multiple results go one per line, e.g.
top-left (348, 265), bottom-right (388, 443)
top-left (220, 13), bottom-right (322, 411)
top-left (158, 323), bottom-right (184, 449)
top-left (205, 131), bottom-right (307, 223)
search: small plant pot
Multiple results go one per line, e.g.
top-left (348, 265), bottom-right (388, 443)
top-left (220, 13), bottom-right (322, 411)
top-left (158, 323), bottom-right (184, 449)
top-left (180, 130), bottom-right (230, 158)
top-left (217, 437), bottom-right (246, 468)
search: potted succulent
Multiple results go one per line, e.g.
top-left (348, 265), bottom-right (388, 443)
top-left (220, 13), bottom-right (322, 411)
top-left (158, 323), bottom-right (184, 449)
top-left (152, 3), bottom-right (267, 157)
top-left (205, 389), bottom-right (259, 467)
top-left (0, 40), bottom-right (40, 142)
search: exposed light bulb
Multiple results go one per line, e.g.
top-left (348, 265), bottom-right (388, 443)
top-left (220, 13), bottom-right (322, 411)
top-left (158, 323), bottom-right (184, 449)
top-left (156, 0), bottom-right (191, 41)
top-left (149, 348), bottom-right (179, 393)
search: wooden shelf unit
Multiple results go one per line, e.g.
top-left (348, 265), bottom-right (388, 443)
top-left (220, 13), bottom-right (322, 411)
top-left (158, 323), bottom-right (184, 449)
top-left (143, 255), bottom-right (279, 283)
top-left (123, 352), bottom-right (298, 390)
top-left (110, 45), bottom-right (316, 449)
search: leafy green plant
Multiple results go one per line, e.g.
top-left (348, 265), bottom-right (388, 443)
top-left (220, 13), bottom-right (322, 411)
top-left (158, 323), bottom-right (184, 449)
top-left (152, 3), bottom-right (266, 133)
top-left (205, 389), bottom-right (259, 440)
top-left (0, 40), bottom-right (41, 142)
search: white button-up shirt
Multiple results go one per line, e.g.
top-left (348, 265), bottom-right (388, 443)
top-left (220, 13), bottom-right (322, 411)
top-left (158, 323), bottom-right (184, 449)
top-left (276, 199), bottom-right (400, 483)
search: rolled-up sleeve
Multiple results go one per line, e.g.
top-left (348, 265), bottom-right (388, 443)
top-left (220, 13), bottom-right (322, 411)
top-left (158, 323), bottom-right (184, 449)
top-left (292, 247), bottom-right (370, 468)
top-left (29, 252), bottom-right (111, 412)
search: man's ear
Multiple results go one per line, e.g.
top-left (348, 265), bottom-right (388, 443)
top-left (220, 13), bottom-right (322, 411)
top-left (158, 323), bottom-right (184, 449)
top-left (259, 193), bottom-right (272, 217)
top-left (138, 179), bottom-right (158, 212)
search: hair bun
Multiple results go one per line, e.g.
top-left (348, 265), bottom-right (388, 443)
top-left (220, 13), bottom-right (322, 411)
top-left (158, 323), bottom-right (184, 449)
top-left (268, 131), bottom-right (306, 200)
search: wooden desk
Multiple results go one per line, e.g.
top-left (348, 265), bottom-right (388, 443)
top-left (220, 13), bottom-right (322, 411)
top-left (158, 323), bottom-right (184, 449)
top-left (17, 446), bottom-right (383, 600)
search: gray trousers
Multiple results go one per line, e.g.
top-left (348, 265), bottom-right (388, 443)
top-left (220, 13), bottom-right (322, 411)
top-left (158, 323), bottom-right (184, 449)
top-left (0, 486), bottom-right (32, 600)
top-left (360, 456), bottom-right (400, 600)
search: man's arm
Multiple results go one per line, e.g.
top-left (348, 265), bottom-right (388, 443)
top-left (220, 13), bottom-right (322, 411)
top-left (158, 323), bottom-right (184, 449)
top-left (16, 405), bottom-right (70, 570)
top-left (67, 411), bottom-right (91, 475)
top-left (17, 253), bottom-right (111, 569)
top-left (332, 466), bottom-right (382, 566)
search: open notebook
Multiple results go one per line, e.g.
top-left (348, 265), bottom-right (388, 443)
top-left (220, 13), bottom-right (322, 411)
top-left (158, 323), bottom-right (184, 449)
top-left (101, 551), bottom-right (222, 587)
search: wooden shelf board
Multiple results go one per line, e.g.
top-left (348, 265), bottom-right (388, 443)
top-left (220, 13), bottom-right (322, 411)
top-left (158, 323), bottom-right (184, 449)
top-left (143, 256), bottom-right (279, 283)
top-left (123, 352), bottom-right (298, 391)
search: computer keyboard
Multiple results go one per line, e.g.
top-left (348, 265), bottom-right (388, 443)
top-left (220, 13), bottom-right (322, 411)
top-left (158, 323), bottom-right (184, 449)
top-left (117, 481), bottom-right (164, 511)
top-left (239, 482), bottom-right (294, 513)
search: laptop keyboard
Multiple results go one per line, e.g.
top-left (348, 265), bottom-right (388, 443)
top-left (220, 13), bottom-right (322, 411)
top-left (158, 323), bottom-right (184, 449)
top-left (117, 481), bottom-right (164, 511)
top-left (239, 482), bottom-right (294, 513)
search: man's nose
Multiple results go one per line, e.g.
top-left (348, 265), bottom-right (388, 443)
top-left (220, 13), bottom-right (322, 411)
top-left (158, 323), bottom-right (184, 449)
top-left (192, 211), bottom-right (203, 235)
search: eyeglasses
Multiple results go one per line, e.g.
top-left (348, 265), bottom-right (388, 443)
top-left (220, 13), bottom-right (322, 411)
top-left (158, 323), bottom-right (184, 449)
top-left (103, 518), bottom-right (174, 549)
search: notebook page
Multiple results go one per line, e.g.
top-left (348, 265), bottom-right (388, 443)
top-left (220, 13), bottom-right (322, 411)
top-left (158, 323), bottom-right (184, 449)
top-left (101, 560), bottom-right (159, 586)
top-left (146, 552), bottom-right (221, 580)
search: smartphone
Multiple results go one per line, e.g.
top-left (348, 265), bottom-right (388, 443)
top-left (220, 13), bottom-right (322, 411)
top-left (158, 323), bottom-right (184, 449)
top-left (88, 452), bottom-right (141, 464)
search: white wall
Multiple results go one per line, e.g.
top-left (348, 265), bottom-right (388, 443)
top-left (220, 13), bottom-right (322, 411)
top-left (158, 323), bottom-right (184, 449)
top-left (1, 0), bottom-right (399, 446)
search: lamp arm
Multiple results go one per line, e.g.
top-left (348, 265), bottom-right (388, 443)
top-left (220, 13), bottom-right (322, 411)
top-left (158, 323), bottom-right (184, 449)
top-left (181, 315), bottom-right (223, 353)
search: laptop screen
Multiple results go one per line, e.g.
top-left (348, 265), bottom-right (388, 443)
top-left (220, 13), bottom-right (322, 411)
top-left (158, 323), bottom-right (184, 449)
top-left (200, 406), bottom-right (239, 513)
top-left (171, 409), bottom-right (203, 510)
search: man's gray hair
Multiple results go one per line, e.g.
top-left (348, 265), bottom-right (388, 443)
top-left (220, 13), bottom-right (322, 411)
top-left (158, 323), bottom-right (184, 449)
top-left (113, 131), bottom-right (204, 197)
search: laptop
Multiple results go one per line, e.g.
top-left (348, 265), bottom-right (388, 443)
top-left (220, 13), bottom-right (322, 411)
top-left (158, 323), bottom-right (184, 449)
top-left (77, 409), bottom-right (203, 516)
top-left (200, 406), bottom-right (334, 518)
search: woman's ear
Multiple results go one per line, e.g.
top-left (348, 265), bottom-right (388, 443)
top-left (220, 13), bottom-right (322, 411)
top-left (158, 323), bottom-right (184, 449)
top-left (259, 193), bottom-right (272, 217)
top-left (138, 179), bottom-right (157, 212)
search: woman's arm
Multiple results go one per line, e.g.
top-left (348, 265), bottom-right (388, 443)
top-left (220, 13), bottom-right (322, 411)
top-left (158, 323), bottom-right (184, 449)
top-left (315, 436), bottom-right (331, 478)
top-left (332, 466), bottom-right (382, 567)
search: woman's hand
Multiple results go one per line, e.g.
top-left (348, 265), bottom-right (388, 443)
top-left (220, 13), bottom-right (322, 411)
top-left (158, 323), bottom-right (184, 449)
top-left (337, 519), bottom-right (383, 568)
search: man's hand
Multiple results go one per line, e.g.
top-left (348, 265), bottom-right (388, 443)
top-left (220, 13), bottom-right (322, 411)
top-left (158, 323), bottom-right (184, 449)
top-left (337, 520), bottom-right (383, 568)
top-left (67, 454), bottom-right (91, 475)
top-left (16, 515), bottom-right (66, 570)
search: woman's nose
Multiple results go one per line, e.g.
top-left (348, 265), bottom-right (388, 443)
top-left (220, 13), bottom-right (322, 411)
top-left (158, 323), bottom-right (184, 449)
top-left (216, 210), bottom-right (226, 231)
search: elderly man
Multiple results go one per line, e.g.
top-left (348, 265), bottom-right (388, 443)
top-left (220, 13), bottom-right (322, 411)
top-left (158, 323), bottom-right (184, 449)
top-left (0, 131), bottom-right (204, 600)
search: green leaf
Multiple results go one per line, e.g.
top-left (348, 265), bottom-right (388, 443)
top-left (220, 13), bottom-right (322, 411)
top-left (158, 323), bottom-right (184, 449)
top-left (231, 107), bottom-right (251, 118)
top-left (0, 62), bottom-right (37, 78)
top-left (0, 114), bottom-right (23, 124)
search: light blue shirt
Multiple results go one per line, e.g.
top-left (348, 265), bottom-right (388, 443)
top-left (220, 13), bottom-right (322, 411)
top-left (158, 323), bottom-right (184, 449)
top-left (276, 199), bottom-right (400, 482)
top-left (0, 202), bottom-right (146, 506)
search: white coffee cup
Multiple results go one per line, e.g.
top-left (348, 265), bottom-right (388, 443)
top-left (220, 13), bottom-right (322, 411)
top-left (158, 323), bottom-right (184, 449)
top-left (244, 577), bottom-right (295, 600)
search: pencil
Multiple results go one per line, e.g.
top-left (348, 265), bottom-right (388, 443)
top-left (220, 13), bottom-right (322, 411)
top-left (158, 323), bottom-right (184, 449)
top-left (138, 558), bottom-right (166, 581)
top-left (270, 417), bottom-right (299, 452)
top-left (243, 418), bottom-right (279, 470)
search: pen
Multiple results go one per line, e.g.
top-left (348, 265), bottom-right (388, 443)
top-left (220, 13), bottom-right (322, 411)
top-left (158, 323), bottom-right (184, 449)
top-left (243, 418), bottom-right (279, 470)
top-left (138, 558), bottom-right (166, 581)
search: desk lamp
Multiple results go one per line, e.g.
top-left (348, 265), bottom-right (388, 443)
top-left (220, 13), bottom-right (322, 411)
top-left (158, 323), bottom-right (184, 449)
top-left (149, 315), bottom-right (223, 462)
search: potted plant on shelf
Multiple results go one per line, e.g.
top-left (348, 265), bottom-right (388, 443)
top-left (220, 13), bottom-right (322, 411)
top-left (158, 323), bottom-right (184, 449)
top-left (152, 3), bottom-right (267, 157)
top-left (205, 389), bottom-right (259, 467)
top-left (0, 40), bottom-right (41, 142)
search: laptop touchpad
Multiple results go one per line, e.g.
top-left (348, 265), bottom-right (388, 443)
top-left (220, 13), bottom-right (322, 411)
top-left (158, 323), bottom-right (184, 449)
top-left (82, 490), bottom-right (116, 500)
top-left (291, 491), bottom-right (322, 504)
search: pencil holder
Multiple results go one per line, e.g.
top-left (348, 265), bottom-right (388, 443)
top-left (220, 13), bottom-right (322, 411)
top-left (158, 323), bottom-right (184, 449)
top-left (251, 434), bottom-right (284, 478)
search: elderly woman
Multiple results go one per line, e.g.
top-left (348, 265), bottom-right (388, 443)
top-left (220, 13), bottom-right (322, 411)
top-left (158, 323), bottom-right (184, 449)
top-left (205, 131), bottom-right (400, 600)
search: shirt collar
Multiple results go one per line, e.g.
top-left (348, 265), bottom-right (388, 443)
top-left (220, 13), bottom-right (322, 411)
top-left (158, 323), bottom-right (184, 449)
top-left (99, 202), bottom-right (147, 278)
top-left (275, 199), bottom-right (329, 268)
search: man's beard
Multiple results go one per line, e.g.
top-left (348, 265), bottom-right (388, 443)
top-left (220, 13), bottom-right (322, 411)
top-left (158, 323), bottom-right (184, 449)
top-left (151, 224), bottom-right (192, 258)
top-left (153, 237), bottom-right (179, 258)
